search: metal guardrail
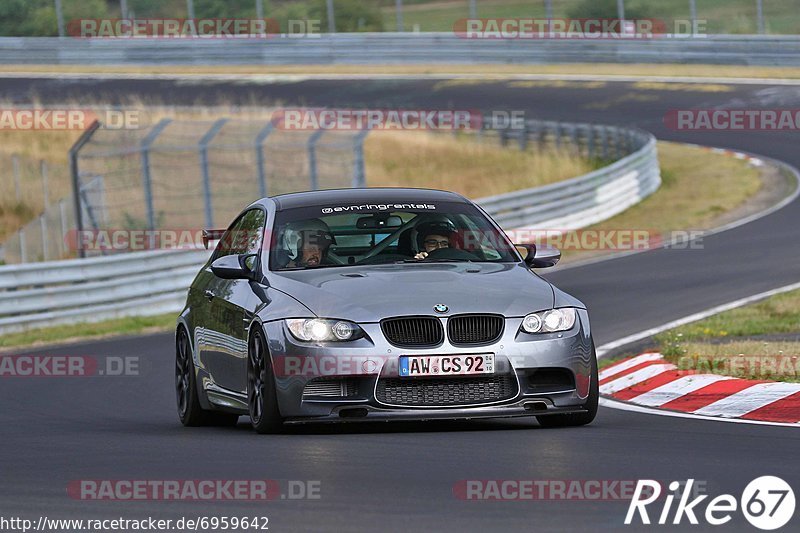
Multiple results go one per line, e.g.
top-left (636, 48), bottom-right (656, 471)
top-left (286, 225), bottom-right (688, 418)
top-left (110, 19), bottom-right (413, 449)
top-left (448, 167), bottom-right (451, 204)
top-left (0, 249), bottom-right (208, 333)
top-left (1, 34), bottom-right (800, 66)
top-left (0, 120), bottom-right (659, 334)
top-left (478, 123), bottom-right (659, 230)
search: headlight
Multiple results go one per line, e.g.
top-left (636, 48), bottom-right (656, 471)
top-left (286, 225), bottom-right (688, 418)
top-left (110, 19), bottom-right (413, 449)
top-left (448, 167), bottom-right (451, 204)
top-left (285, 319), bottom-right (364, 342)
top-left (521, 308), bottom-right (577, 334)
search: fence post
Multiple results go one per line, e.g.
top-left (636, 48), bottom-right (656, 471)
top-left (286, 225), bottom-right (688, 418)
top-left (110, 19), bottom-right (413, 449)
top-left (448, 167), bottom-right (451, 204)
top-left (59, 199), bottom-right (67, 259)
top-left (396, 0), bottom-right (403, 32)
top-left (587, 125), bottom-right (595, 159)
top-left (54, 0), bottom-right (65, 37)
top-left (756, 0), bottom-right (765, 34)
top-left (69, 120), bottom-right (101, 259)
top-left (12, 154), bottom-right (21, 202)
top-left (601, 127), bottom-right (609, 160)
top-left (19, 228), bottom-right (27, 263)
top-left (326, 0), bottom-right (335, 33)
top-left (308, 130), bottom-right (325, 190)
top-left (40, 214), bottom-right (48, 262)
top-left (517, 121), bottom-right (528, 151)
top-left (40, 159), bottom-right (49, 208)
top-left (469, 0), bottom-right (477, 19)
top-left (352, 128), bottom-right (370, 188)
top-left (554, 123), bottom-right (562, 151)
top-left (255, 122), bottom-right (275, 198)
top-left (139, 118), bottom-right (172, 233)
top-left (198, 118), bottom-right (228, 229)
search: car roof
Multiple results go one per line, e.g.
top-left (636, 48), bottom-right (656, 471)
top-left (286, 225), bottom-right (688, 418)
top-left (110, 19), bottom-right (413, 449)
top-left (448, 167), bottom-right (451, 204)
top-left (267, 187), bottom-right (469, 210)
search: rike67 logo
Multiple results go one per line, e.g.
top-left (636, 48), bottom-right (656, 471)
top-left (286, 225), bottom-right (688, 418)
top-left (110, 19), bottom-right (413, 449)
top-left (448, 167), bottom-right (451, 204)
top-left (626, 477), bottom-right (795, 530)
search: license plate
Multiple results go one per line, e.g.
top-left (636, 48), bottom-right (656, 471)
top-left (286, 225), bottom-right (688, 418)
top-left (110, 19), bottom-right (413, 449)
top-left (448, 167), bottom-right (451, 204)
top-left (398, 354), bottom-right (494, 377)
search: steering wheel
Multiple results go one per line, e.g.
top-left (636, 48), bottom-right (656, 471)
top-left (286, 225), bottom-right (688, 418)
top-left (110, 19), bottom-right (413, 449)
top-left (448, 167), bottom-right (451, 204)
top-left (421, 247), bottom-right (480, 261)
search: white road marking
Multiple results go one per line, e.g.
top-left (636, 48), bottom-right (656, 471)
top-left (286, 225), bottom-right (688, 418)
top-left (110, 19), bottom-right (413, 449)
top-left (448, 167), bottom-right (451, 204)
top-left (693, 382), bottom-right (800, 418)
top-left (629, 374), bottom-right (733, 407)
top-left (599, 364), bottom-right (676, 395)
top-left (598, 353), bottom-right (663, 381)
top-left (599, 397), bottom-right (800, 428)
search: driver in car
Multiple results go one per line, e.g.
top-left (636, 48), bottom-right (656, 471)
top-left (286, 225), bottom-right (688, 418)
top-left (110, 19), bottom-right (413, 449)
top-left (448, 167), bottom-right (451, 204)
top-left (282, 219), bottom-right (336, 268)
top-left (413, 220), bottom-right (458, 260)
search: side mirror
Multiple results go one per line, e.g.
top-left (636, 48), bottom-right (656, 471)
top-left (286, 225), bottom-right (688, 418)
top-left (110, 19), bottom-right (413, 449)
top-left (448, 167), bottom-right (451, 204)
top-left (211, 254), bottom-right (257, 280)
top-left (514, 243), bottom-right (561, 269)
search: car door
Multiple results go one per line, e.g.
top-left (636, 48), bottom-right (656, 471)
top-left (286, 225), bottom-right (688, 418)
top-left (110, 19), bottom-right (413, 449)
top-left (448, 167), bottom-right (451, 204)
top-left (202, 208), bottom-right (267, 394)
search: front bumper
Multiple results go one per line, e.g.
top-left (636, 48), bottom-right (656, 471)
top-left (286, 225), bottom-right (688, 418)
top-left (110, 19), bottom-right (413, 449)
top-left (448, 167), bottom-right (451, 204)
top-left (261, 309), bottom-right (594, 421)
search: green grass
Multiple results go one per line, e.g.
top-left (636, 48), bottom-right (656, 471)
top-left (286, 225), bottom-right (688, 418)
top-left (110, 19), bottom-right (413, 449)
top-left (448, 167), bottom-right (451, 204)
top-left (650, 289), bottom-right (800, 382)
top-left (0, 313), bottom-right (177, 350)
top-left (656, 289), bottom-right (800, 345)
top-left (557, 141), bottom-right (764, 265)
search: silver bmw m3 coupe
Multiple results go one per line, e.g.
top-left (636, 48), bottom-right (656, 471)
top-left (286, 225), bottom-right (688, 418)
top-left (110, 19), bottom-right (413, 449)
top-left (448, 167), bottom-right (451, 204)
top-left (176, 188), bottom-right (597, 433)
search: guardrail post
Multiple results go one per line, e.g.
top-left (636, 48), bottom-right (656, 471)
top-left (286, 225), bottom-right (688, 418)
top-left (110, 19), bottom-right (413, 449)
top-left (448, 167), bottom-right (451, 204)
top-left (352, 127), bottom-right (370, 188)
top-left (139, 118), bottom-right (172, 233)
top-left (255, 122), bottom-right (275, 198)
top-left (198, 118), bottom-right (228, 229)
top-left (69, 120), bottom-right (101, 259)
top-left (308, 130), bottom-right (325, 190)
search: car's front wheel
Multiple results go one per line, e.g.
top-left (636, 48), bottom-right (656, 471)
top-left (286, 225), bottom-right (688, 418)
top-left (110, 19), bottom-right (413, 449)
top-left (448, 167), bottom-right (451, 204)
top-left (536, 346), bottom-right (599, 428)
top-left (176, 327), bottom-right (239, 427)
top-left (247, 328), bottom-right (284, 434)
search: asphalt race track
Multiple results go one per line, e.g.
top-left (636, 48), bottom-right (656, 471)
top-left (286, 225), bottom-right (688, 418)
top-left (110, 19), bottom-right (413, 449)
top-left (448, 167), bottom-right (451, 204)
top-left (1, 76), bottom-right (799, 531)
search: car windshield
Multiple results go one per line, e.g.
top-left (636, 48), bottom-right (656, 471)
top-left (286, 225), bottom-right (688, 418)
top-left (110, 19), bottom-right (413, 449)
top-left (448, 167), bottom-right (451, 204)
top-left (270, 200), bottom-right (519, 271)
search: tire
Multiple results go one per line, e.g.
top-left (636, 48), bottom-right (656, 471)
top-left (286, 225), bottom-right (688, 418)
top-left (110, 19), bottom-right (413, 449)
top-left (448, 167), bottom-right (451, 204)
top-left (247, 328), bottom-right (284, 434)
top-left (536, 345), bottom-right (599, 428)
top-left (176, 327), bottom-right (239, 427)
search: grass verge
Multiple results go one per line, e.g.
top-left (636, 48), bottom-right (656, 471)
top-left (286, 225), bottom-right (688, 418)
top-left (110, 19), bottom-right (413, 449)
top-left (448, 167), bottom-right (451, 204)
top-left (556, 141), bottom-right (766, 265)
top-left (0, 313), bottom-right (177, 352)
top-left (3, 63), bottom-right (800, 80)
top-left (0, 110), bottom-right (595, 243)
top-left (365, 130), bottom-right (597, 197)
top-left (651, 289), bottom-right (800, 382)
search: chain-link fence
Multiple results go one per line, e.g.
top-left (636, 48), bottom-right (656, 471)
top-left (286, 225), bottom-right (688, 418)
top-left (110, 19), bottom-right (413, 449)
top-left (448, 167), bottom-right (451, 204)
top-left (0, 118), bottom-right (367, 263)
top-left (0, 114), bottom-right (651, 264)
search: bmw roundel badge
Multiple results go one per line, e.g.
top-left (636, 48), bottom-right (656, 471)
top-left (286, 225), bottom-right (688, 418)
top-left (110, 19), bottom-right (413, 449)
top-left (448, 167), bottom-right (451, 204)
top-left (434, 304), bottom-right (449, 314)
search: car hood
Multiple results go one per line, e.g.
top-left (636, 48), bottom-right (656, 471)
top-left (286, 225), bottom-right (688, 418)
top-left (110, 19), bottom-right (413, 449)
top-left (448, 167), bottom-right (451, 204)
top-left (268, 262), bottom-right (557, 323)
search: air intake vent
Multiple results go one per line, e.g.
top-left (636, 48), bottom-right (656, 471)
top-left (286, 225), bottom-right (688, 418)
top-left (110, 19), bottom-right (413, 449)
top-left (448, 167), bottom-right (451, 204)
top-left (302, 378), bottom-right (357, 399)
top-left (381, 317), bottom-right (444, 348)
top-left (447, 314), bottom-right (504, 346)
top-left (376, 374), bottom-right (518, 407)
